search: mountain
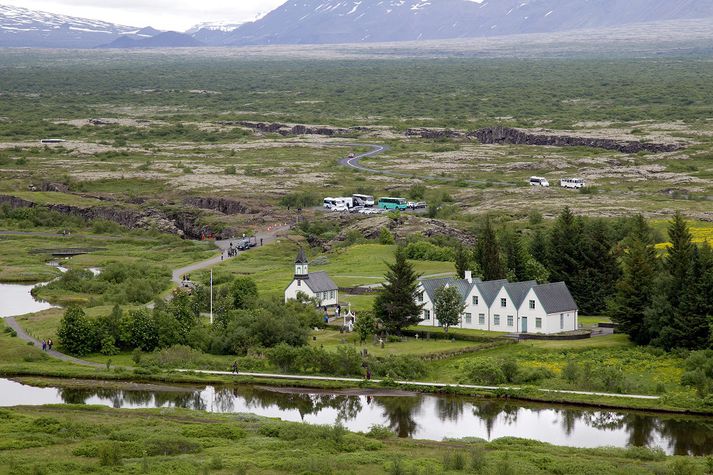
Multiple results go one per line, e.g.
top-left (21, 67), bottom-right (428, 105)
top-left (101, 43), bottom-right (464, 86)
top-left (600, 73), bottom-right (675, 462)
top-left (186, 21), bottom-right (244, 46)
top-left (99, 31), bottom-right (202, 49)
top-left (0, 4), bottom-right (155, 48)
top-left (226, 0), bottom-right (713, 45)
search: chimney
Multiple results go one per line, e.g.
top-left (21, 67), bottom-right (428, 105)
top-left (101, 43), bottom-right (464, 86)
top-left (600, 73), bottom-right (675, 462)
top-left (465, 270), bottom-right (473, 284)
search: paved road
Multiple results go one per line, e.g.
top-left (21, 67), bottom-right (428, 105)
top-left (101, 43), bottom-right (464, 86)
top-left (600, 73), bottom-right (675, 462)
top-left (3, 316), bottom-right (103, 368)
top-left (172, 224), bottom-right (290, 285)
top-left (337, 143), bottom-right (515, 187)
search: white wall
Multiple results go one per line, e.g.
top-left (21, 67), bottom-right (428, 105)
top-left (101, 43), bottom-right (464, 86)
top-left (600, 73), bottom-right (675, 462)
top-left (462, 286), bottom-right (491, 330)
top-left (491, 287), bottom-right (520, 333)
top-left (416, 284), bottom-right (436, 327)
top-left (517, 288), bottom-right (548, 333)
top-left (285, 280), bottom-right (339, 307)
top-left (284, 279), bottom-right (315, 303)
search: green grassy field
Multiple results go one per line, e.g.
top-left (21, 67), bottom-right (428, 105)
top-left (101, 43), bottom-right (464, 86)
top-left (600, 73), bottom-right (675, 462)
top-left (0, 404), bottom-right (708, 475)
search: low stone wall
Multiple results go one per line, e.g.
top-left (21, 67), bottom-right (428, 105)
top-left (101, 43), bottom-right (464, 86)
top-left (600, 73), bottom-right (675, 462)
top-left (517, 331), bottom-right (592, 341)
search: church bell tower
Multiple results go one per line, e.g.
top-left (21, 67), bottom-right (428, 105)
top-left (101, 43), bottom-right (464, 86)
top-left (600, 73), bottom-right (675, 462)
top-left (295, 248), bottom-right (309, 279)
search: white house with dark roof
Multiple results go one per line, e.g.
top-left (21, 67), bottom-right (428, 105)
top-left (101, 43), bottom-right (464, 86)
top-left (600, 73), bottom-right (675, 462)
top-left (417, 274), bottom-right (578, 335)
top-left (284, 248), bottom-right (339, 307)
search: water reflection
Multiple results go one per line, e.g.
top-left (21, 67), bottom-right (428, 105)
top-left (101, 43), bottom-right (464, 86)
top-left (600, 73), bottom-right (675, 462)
top-left (0, 282), bottom-right (55, 318)
top-left (1, 378), bottom-right (712, 455)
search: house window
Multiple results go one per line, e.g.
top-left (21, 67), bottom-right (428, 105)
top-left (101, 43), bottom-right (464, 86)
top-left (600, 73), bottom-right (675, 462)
top-left (418, 292), bottom-right (424, 302)
top-left (507, 315), bottom-right (514, 327)
top-left (536, 318), bottom-right (542, 329)
top-left (297, 280), bottom-right (301, 287)
top-left (423, 309), bottom-right (431, 320)
top-left (560, 313), bottom-right (564, 330)
top-left (529, 300), bottom-right (535, 310)
top-left (330, 290), bottom-right (335, 299)
top-left (465, 313), bottom-right (472, 324)
top-left (501, 298), bottom-right (507, 307)
top-left (494, 314), bottom-right (500, 326)
top-left (478, 314), bottom-right (485, 325)
top-left (472, 295), bottom-right (479, 305)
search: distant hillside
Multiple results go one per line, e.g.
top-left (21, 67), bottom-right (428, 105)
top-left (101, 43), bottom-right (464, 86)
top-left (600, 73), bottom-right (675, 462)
top-left (0, 4), bottom-right (151, 48)
top-left (226, 0), bottom-right (713, 45)
top-left (99, 31), bottom-right (202, 49)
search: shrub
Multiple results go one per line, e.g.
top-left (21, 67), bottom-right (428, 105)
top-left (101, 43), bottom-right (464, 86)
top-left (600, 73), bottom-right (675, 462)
top-left (443, 451), bottom-right (466, 471)
top-left (501, 358), bottom-right (519, 383)
top-left (463, 358), bottom-right (506, 385)
top-left (370, 355), bottom-right (427, 380)
top-left (515, 366), bottom-right (556, 384)
top-left (404, 241), bottom-right (453, 261)
top-left (225, 165), bottom-right (237, 175)
top-left (366, 425), bottom-right (394, 440)
top-left (98, 442), bottom-right (122, 467)
top-left (470, 446), bottom-right (487, 473)
top-left (145, 437), bottom-right (200, 456)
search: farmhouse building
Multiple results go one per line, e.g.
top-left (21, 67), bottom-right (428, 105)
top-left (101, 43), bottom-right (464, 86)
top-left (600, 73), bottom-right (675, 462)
top-left (284, 248), bottom-right (339, 307)
top-left (417, 272), bottom-right (578, 335)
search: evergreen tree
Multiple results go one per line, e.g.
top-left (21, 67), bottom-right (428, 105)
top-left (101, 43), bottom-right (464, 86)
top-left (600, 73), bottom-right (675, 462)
top-left (231, 277), bottom-right (259, 310)
top-left (57, 306), bottom-right (96, 356)
top-left (501, 229), bottom-right (528, 282)
top-left (454, 242), bottom-right (471, 279)
top-left (548, 207), bottom-right (583, 285)
top-left (576, 219), bottom-right (620, 315)
top-left (608, 215), bottom-right (658, 345)
top-left (373, 246), bottom-right (424, 334)
top-left (475, 218), bottom-right (505, 281)
top-left (529, 228), bottom-right (549, 267)
top-left (433, 285), bottom-right (466, 334)
top-left (666, 211), bottom-right (696, 310)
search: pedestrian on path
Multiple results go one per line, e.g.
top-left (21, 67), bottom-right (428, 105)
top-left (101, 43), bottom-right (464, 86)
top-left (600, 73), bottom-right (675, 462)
top-left (232, 360), bottom-right (239, 374)
top-left (48, 339), bottom-right (53, 351)
top-left (41, 340), bottom-right (47, 351)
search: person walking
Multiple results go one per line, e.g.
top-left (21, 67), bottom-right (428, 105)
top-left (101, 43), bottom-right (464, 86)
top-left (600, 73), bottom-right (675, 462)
top-left (41, 340), bottom-right (47, 351)
top-left (231, 360), bottom-right (239, 374)
top-left (48, 339), bottom-right (53, 351)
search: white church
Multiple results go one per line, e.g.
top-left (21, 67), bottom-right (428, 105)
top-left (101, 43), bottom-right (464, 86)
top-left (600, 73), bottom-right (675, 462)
top-left (284, 248), bottom-right (339, 307)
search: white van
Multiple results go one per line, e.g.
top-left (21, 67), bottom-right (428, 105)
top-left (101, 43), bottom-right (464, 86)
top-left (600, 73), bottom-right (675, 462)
top-left (560, 178), bottom-right (586, 189)
top-left (353, 194), bottom-right (375, 207)
top-left (331, 199), bottom-right (348, 212)
top-left (529, 176), bottom-right (550, 187)
top-left (323, 197), bottom-right (337, 209)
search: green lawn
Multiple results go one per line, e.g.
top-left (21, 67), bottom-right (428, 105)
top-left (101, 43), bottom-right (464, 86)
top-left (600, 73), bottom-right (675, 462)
top-left (5, 191), bottom-right (110, 207)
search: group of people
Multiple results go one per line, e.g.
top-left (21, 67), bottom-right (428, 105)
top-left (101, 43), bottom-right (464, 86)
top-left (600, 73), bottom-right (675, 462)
top-left (41, 339), bottom-right (53, 351)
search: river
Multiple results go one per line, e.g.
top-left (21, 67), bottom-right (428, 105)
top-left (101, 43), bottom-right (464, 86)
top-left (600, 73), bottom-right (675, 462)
top-left (1, 378), bottom-right (711, 455)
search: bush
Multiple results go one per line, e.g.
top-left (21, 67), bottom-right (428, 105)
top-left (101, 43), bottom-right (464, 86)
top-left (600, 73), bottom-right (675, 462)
top-left (443, 451), bottom-right (466, 471)
top-left (145, 437), bottom-right (201, 456)
top-left (366, 425), bottom-right (394, 439)
top-left (463, 358), bottom-right (506, 385)
top-left (370, 355), bottom-right (427, 380)
top-left (404, 241), bottom-right (454, 262)
top-left (515, 366), bottom-right (555, 384)
top-left (98, 443), bottom-right (122, 467)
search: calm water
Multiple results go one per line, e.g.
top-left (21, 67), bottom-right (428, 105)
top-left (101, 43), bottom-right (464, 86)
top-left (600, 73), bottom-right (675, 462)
top-left (0, 283), bottom-right (54, 318)
top-left (1, 378), bottom-right (711, 455)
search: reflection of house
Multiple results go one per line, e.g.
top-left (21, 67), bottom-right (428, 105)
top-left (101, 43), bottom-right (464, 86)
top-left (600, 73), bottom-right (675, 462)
top-left (284, 248), bottom-right (338, 307)
top-left (417, 271), bottom-right (578, 334)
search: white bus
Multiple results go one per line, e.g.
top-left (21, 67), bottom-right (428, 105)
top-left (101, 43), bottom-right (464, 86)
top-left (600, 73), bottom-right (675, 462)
top-left (529, 176), bottom-right (550, 187)
top-left (324, 197), bottom-right (348, 211)
top-left (560, 178), bottom-right (586, 189)
top-left (352, 194), bottom-right (375, 207)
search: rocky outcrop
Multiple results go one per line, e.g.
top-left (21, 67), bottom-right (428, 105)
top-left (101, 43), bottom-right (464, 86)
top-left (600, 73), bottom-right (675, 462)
top-left (40, 182), bottom-right (69, 193)
top-left (0, 194), bottom-right (224, 239)
top-left (217, 121), bottom-right (367, 137)
top-left (183, 196), bottom-right (257, 215)
top-left (406, 128), bottom-right (464, 139)
top-left (472, 127), bottom-right (682, 153)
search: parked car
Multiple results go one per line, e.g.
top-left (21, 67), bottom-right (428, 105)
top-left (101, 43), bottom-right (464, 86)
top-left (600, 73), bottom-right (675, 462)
top-left (529, 176), bottom-right (550, 187)
top-left (410, 201), bottom-right (427, 209)
top-left (560, 178), bottom-right (586, 189)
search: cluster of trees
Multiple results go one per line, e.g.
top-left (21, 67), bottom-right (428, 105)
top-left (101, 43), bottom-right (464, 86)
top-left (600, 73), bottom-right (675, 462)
top-left (465, 208), bottom-right (620, 315)
top-left (609, 213), bottom-right (712, 350)
top-left (43, 262), bottom-right (170, 305)
top-left (57, 276), bottom-right (322, 357)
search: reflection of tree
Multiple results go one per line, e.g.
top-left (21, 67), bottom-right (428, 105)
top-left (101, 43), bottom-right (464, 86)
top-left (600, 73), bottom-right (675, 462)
top-left (471, 401), bottom-right (519, 439)
top-left (213, 388), bottom-right (236, 413)
top-left (374, 395), bottom-right (421, 438)
top-left (658, 419), bottom-right (713, 456)
top-left (58, 388), bottom-right (90, 405)
top-left (622, 414), bottom-right (658, 449)
top-left (436, 396), bottom-right (464, 423)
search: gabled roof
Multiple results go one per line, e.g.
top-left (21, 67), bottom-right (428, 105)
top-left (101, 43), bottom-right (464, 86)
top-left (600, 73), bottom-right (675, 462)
top-left (295, 248), bottom-right (308, 264)
top-left (532, 282), bottom-right (578, 314)
top-left (304, 271), bottom-right (338, 293)
top-left (503, 281), bottom-right (537, 308)
top-left (474, 279), bottom-right (508, 307)
top-left (419, 277), bottom-right (476, 302)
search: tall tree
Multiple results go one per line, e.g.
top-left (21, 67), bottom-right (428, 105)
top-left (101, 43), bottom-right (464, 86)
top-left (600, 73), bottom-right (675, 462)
top-left (576, 219), bottom-right (620, 315)
top-left (608, 215), bottom-right (658, 345)
top-left (529, 228), bottom-right (549, 267)
top-left (231, 277), bottom-right (259, 310)
top-left (501, 228), bottom-right (528, 282)
top-left (548, 206), bottom-right (583, 286)
top-left (433, 285), bottom-right (466, 334)
top-left (475, 218), bottom-right (505, 281)
top-left (57, 306), bottom-right (96, 356)
top-left (453, 242), bottom-right (471, 279)
top-left (373, 246), bottom-right (424, 334)
top-left (666, 211), bottom-right (696, 310)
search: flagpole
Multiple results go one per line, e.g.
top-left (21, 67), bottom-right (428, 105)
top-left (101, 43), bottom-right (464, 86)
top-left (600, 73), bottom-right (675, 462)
top-left (210, 269), bottom-right (213, 325)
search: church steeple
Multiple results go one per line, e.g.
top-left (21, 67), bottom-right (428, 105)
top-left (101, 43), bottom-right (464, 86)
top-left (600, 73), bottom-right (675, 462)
top-left (295, 248), bottom-right (309, 279)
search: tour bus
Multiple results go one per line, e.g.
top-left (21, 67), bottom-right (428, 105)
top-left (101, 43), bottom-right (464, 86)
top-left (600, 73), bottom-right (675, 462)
top-left (352, 194), bottom-right (375, 207)
top-left (377, 197), bottom-right (409, 210)
top-left (324, 197), bottom-right (349, 211)
top-left (323, 197), bottom-right (337, 209)
top-left (529, 176), bottom-right (550, 187)
top-left (560, 178), bottom-right (586, 189)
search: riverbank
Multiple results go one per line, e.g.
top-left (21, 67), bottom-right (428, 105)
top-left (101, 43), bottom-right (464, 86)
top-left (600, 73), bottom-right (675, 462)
top-left (0, 403), bottom-right (709, 474)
